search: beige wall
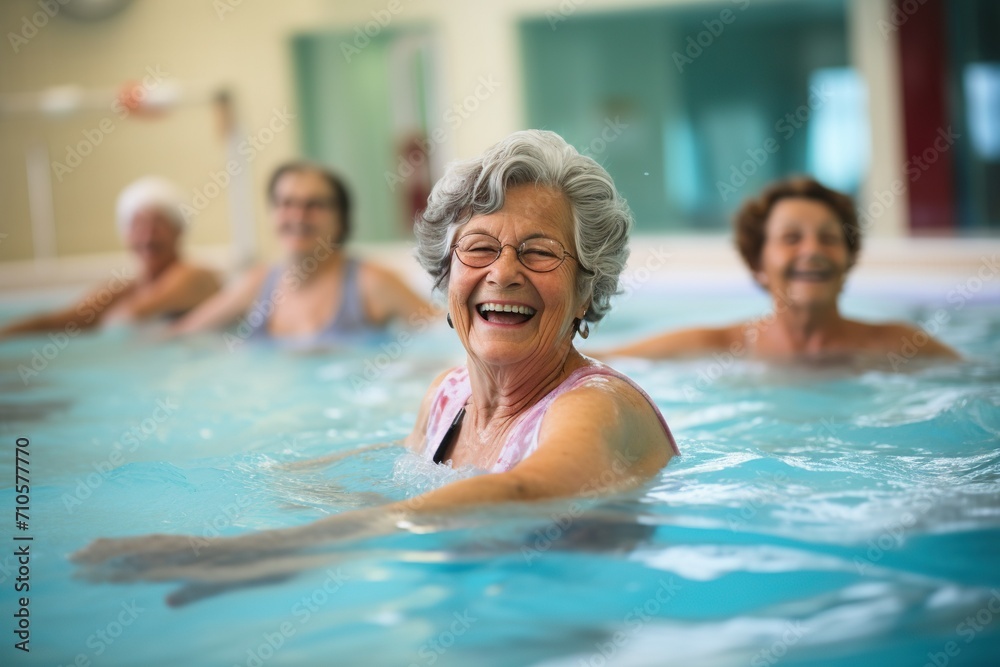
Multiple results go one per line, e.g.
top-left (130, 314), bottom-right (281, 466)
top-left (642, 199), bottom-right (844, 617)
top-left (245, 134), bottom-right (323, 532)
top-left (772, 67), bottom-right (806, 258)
top-left (0, 0), bottom-right (906, 272)
top-left (0, 0), bottom-right (339, 265)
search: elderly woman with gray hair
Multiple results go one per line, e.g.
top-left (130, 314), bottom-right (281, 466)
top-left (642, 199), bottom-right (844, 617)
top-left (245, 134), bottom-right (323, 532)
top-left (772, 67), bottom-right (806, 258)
top-left (406, 129), bottom-right (677, 480)
top-left (0, 176), bottom-right (220, 339)
top-left (72, 131), bottom-right (677, 601)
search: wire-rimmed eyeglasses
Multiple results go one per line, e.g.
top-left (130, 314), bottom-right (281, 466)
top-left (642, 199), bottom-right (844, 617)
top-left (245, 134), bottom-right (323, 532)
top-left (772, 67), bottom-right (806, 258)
top-left (451, 233), bottom-right (592, 274)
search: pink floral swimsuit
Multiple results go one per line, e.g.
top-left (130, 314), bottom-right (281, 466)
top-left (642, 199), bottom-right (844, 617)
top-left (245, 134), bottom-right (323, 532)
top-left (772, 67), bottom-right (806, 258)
top-left (420, 364), bottom-right (679, 472)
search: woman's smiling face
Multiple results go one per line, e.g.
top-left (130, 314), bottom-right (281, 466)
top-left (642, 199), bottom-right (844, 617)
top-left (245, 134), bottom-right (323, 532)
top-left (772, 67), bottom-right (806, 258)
top-left (127, 207), bottom-right (180, 276)
top-left (757, 197), bottom-right (853, 308)
top-left (447, 183), bottom-right (588, 369)
top-left (270, 170), bottom-right (342, 258)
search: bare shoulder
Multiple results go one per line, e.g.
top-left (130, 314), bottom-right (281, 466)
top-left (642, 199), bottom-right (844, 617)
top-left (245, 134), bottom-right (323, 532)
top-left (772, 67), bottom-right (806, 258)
top-left (855, 320), bottom-right (960, 359)
top-left (188, 263), bottom-right (222, 287)
top-left (423, 367), bottom-right (455, 400)
top-left (539, 368), bottom-right (673, 475)
top-left (357, 259), bottom-right (425, 297)
top-left (167, 262), bottom-right (222, 289)
top-left (356, 260), bottom-right (398, 287)
top-left (357, 258), bottom-right (434, 322)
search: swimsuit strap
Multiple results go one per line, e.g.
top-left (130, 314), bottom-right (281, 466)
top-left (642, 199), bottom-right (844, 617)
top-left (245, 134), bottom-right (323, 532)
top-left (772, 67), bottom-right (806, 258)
top-left (321, 257), bottom-right (368, 336)
top-left (423, 364), bottom-right (677, 472)
top-left (432, 405), bottom-right (466, 464)
top-left (422, 367), bottom-right (473, 462)
top-left (249, 258), bottom-right (373, 342)
top-left (247, 266), bottom-right (283, 339)
top-left (493, 364), bottom-right (678, 472)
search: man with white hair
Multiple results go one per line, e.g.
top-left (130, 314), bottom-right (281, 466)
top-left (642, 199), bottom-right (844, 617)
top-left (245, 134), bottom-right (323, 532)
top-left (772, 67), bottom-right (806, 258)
top-left (0, 176), bottom-right (220, 337)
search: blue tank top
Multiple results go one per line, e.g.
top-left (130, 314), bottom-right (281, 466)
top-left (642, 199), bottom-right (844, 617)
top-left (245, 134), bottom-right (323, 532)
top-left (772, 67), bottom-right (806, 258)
top-left (247, 257), bottom-right (378, 344)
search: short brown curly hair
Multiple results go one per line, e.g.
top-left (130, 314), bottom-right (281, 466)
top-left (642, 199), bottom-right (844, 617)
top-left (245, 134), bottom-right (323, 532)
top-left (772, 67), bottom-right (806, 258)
top-left (734, 176), bottom-right (861, 272)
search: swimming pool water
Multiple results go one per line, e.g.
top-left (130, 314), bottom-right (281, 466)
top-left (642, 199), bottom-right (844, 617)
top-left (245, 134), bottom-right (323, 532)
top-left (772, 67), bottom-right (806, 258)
top-left (1, 292), bottom-right (998, 667)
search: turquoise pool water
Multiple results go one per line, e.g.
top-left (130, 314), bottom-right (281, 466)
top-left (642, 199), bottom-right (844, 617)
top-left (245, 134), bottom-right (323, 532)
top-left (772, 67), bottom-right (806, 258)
top-left (1, 289), bottom-right (998, 667)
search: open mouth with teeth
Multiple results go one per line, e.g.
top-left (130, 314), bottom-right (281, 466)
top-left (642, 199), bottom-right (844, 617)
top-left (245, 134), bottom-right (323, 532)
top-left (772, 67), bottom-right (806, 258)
top-left (787, 268), bottom-right (836, 282)
top-left (476, 302), bottom-right (537, 325)
top-left (280, 223), bottom-right (320, 239)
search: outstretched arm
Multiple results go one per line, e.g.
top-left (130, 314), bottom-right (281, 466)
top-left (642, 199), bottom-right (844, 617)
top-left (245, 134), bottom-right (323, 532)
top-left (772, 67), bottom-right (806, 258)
top-left (71, 372), bottom-right (672, 601)
top-left (401, 375), bottom-right (672, 508)
top-left (0, 307), bottom-right (89, 339)
top-left (592, 325), bottom-right (737, 360)
top-left (169, 265), bottom-right (269, 335)
top-left (0, 278), bottom-right (133, 339)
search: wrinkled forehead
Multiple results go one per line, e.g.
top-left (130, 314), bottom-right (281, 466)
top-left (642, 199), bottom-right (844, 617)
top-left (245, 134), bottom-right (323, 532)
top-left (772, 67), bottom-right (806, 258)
top-left (456, 183), bottom-right (575, 245)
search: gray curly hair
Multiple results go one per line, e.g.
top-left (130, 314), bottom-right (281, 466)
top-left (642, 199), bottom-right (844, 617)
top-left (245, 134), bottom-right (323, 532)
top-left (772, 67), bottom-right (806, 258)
top-left (414, 129), bottom-right (633, 324)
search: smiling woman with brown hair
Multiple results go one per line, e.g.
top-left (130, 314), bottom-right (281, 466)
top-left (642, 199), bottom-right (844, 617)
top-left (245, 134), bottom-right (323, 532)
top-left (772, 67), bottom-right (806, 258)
top-left (603, 176), bottom-right (959, 362)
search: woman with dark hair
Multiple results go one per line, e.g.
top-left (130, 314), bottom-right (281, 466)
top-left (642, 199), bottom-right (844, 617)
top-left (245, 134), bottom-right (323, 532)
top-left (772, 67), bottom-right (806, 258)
top-left (171, 162), bottom-right (433, 345)
top-left (604, 176), bottom-right (958, 361)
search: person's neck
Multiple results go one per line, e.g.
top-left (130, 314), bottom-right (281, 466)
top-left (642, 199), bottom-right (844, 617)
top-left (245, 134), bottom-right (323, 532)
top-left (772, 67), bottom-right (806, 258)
top-left (764, 295), bottom-right (847, 354)
top-left (465, 340), bottom-right (586, 427)
top-left (288, 245), bottom-right (344, 289)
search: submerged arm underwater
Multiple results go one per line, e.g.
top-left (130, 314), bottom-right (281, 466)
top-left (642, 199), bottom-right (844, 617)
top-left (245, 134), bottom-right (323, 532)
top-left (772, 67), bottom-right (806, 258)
top-left (70, 463), bottom-right (648, 606)
top-left (71, 390), bottom-right (671, 607)
top-left (72, 325), bottom-right (675, 606)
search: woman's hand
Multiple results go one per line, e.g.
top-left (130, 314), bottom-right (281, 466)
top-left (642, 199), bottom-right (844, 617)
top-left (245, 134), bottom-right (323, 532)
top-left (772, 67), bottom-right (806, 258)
top-left (69, 508), bottom-right (395, 605)
top-left (72, 531), bottom-right (338, 606)
top-left (71, 531), bottom-right (263, 576)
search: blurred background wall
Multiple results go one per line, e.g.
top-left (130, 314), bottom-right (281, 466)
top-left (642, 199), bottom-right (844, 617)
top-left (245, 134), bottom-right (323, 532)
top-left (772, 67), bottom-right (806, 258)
top-left (0, 0), bottom-right (997, 284)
